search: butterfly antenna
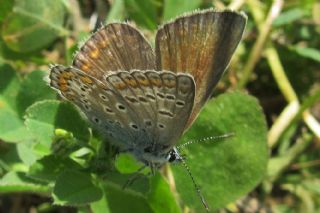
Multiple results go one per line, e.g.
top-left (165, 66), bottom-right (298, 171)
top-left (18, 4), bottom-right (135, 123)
top-left (180, 157), bottom-right (210, 212)
top-left (177, 133), bottom-right (235, 150)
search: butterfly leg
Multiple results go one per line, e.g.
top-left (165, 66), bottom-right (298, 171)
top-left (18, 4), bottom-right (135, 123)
top-left (122, 166), bottom-right (147, 190)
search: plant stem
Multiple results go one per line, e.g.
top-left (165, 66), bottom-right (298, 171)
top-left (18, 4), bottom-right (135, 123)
top-left (238, 0), bottom-right (283, 88)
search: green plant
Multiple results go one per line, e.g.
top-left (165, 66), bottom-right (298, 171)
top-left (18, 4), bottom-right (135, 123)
top-left (1, 0), bottom-right (319, 212)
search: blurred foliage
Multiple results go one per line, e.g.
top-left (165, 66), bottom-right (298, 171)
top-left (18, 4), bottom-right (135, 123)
top-left (0, 0), bottom-right (319, 213)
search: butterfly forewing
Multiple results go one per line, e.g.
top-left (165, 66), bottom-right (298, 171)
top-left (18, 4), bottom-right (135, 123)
top-left (73, 23), bottom-right (156, 81)
top-left (155, 10), bottom-right (246, 127)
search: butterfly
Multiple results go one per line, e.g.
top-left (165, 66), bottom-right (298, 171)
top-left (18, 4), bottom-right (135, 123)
top-left (49, 9), bottom-right (246, 210)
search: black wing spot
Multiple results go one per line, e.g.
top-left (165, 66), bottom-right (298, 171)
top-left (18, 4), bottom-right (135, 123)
top-left (93, 117), bottom-right (100, 124)
top-left (159, 110), bottom-right (174, 118)
top-left (117, 104), bottom-right (126, 111)
top-left (130, 123), bottom-right (139, 130)
top-left (100, 94), bottom-right (107, 100)
top-left (158, 123), bottom-right (165, 129)
top-left (157, 92), bottom-right (165, 99)
top-left (138, 96), bottom-right (148, 103)
top-left (84, 104), bottom-right (90, 110)
top-left (125, 96), bottom-right (138, 103)
top-left (105, 107), bottom-right (114, 114)
top-left (166, 94), bottom-right (175, 100)
top-left (146, 94), bottom-right (156, 101)
top-left (176, 100), bottom-right (185, 107)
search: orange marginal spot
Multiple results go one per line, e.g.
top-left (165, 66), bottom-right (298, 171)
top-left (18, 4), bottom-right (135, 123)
top-left (89, 48), bottom-right (100, 59)
top-left (124, 78), bottom-right (138, 88)
top-left (98, 40), bottom-right (108, 48)
top-left (81, 64), bottom-right (90, 72)
top-left (80, 76), bottom-right (93, 84)
top-left (137, 78), bottom-right (150, 87)
top-left (114, 82), bottom-right (127, 90)
top-left (149, 78), bottom-right (162, 87)
top-left (58, 77), bottom-right (68, 92)
top-left (61, 72), bottom-right (74, 79)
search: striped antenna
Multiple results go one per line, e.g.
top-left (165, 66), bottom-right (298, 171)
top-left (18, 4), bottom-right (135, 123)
top-left (179, 156), bottom-right (210, 212)
top-left (177, 133), bottom-right (235, 150)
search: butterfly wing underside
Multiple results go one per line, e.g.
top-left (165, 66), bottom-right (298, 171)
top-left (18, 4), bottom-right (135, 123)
top-left (155, 10), bottom-right (247, 128)
top-left (49, 65), bottom-right (195, 151)
top-left (72, 23), bottom-right (156, 80)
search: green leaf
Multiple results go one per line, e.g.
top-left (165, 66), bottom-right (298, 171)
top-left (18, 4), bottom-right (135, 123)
top-left (0, 0), bottom-right (13, 21)
top-left (124, 0), bottom-right (158, 30)
top-left (0, 106), bottom-right (32, 143)
top-left (115, 153), bottom-right (144, 174)
top-left (290, 46), bottom-right (320, 63)
top-left (29, 155), bottom-right (83, 182)
top-left (0, 171), bottom-right (49, 193)
top-left (0, 67), bottom-right (55, 143)
top-left (1, 0), bottom-right (68, 52)
top-left (106, 0), bottom-right (125, 23)
top-left (273, 8), bottom-right (306, 26)
top-left (16, 70), bottom-right (56, 116)
top-left (16, 142), bottom-right (38, 166)
top-left (105, 170), bottom-right (150, 194)
top-left (172, 92), bottom-right (268, 211)
top-left (104, 181), bottom-right (153, 213)
top-left (53, 170), bottom-right (103, 205)
top-left (0, 63), bottom-right (21, 111)
top-left (102, 173), bottom-right (180, 213)
top-left (25, 100), bottom-right (90, 155)
top-left (90, 187), bottom-right (111, 213)
top-left (147, 173), bottom-right (181, 213)
top-left (162, 0), bottom-right (202, 21)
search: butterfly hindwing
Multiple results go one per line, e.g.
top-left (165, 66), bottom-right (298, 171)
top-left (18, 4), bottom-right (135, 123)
top-left (50, 65), bottom-right (195, 151)
top-left (50, 65), bottom-right (148, 148)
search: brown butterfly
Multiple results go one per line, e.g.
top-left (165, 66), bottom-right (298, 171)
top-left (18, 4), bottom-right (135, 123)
top-left (49, 9), bottom-right (247, 210)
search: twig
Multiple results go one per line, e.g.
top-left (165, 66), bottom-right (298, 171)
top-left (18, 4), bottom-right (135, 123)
top-left (228, 0), bottom-right (247, 10)
top-left (268, 101), bottom-right (299, 148)
top-left (238, 0), bottom-right (284, 88)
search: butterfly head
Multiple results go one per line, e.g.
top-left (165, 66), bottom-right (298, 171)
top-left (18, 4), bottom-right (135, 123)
top-left (130, 144), bottom-right (181, 168)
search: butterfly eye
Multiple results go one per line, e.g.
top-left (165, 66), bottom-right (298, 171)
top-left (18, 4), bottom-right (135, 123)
top-left (144, 146), bottom-right (152, 153)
